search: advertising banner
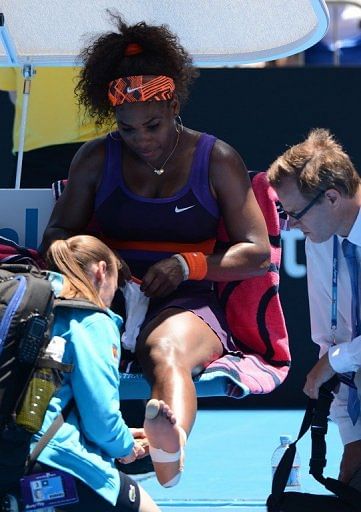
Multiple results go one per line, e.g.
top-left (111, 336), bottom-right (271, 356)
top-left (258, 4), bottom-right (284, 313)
top-left (0, 189), bottom-right (54, 248)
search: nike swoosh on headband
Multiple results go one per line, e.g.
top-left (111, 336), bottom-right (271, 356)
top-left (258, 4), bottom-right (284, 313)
top-left (175, 205), bottom-right (196, 213)
top-left (126, 86), bottom-right (143, 93)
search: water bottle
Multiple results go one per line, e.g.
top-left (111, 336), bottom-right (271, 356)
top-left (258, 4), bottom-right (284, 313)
top-left (271, 434), bottom-right (301, 491)
top-left (0, 494), bottom-right (19, 512)
top-left (16, 336), bottom-right (66, 433)
top-left (0, 495), bottom-right (53, 512)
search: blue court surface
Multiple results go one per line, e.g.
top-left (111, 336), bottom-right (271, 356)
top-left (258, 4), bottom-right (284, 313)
top-left (134, 409), bottom-right (343, 511)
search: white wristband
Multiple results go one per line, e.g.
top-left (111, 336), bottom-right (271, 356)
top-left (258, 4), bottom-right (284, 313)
top-left (172, 253), bottom-right (189, 281)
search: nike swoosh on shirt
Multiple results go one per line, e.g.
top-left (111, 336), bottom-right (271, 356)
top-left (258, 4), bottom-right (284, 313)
top-left (175, 205), bottom-right (196, 213)
top-left (126, 86), bottom-right (143, 93)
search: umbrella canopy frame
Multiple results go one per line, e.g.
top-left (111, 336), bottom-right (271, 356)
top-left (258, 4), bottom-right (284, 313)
top-left (0, 0), bottom-right (330, 188)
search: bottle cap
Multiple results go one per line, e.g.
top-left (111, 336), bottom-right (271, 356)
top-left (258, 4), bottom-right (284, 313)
top-left (45, 336), bottom-right (66, 362)
top-left (280, 434), bottom-right (292, 445)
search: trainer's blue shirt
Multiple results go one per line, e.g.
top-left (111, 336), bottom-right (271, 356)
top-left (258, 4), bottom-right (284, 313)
top-left (31, 272), bottom-right (134, 505)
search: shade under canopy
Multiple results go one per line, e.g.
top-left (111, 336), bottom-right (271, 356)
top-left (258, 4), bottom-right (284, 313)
top-left (0, 0), bottom-right (329, 67)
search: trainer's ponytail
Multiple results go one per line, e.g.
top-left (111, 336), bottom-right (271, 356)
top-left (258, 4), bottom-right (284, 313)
top-left (47, 235), bottom-right (121, 308)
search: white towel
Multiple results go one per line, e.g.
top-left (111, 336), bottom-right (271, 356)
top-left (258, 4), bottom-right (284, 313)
top-left (120, 280), bottom-right (149, 352)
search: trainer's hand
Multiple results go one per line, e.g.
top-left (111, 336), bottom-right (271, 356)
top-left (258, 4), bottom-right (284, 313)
top-left (339, 440), bottom-right (361, 484)
top-left (130, 428), bottom-right (149, 457)
top-left (141, 258), bottom-right (184, 297)
top-left (130, 427), bottom-right (146, 439)
top-left (303, 353), bottom-right (336, 399)
top-left (117, 440), bottom-right (146, 464)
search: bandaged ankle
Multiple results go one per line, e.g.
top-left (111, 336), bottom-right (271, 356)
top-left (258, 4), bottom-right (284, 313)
top-left (149, 445), bottom-right (182, 463)
top-left (148, 427), bottom-right (187, 463)
top-left (163, 472), bottom-right (182, 488)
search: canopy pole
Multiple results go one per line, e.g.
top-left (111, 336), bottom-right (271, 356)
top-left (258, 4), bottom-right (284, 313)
top-left (0, 13), bottom-right (19, 65)
top-left (15, 63), bottom-right (35, 190)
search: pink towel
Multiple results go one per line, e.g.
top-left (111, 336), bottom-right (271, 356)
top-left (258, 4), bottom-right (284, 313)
top-left (206, 171), bottom-right (290, 397)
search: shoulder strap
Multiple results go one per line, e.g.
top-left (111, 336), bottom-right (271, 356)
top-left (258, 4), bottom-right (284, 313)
top-left (25, 302), bottom-right (110, 473)
top-left (268, 376), bottom-right (361, 511)
top-left (25, 300), bottom-right (110, 472)
top-left (26, 398), bottom-right (75, 474)
top-left (268, 394), bottom-right (318, 507)
top-left (309, 377), bottom-right (337, 480)
top-left (309, 379), bottom-right (361, 508)
top-left (54, 297), bottom-right (111, 317)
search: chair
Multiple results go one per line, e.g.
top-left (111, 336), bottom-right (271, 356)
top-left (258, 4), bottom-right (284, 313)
top-left (51, 171), bottom-right (291, 400)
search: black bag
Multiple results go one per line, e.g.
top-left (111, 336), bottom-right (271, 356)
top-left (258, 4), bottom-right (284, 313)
top-left (267, 376), bottom-right (361, 512)
top-left (0, 263), bottom-right (55, 428)
top-left (0, 260), bottom-right (107, 494)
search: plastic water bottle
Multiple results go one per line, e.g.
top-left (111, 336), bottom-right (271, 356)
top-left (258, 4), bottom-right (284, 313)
top-left (0, 494), bottom-right (20, 512)
top-left (16, 336), bottom-right (66, 433)
top-left (271, 434), bottom-right (301, 491)
top-left (0, 495), bottom-right (55, 512)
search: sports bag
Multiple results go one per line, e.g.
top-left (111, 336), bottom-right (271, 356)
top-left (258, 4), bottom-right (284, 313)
top-left (0, 263), bottom-right (55, 428)
top-left (0, 235), bottom-right (46, 268)
top-left (267, 376), bottom-right (361, 512)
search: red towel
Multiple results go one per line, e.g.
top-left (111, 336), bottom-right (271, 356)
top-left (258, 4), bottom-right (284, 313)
top-left (205, 171), bottom-right (290, 397)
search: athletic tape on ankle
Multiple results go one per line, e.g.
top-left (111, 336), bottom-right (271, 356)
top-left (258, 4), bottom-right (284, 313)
top-left (163, 473), bottom-right (182, 488)
top-left (179, 252), bottom-right (207, 280)
top-left (148, 427), bottom-right (187, 463)
top-left (149, 446), bottom-right (182, 463)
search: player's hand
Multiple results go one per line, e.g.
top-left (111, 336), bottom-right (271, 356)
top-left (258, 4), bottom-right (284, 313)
top-left (117, 256), bottom-right (132, 285)
top-left (141, 258), bottom-right (185, 297)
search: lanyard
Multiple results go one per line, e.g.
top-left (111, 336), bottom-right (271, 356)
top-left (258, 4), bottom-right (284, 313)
top-left (331, 235), bottom-right (357, 388)
top-left (331, 235), bottom-right (338, 342)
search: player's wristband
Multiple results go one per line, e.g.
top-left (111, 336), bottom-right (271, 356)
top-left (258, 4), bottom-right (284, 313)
top-left (172, 254), bottom-right (190, 281)
top-left (179, 252), bottom-right (208, 280)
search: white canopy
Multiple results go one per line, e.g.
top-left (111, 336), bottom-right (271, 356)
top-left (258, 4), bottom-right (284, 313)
top-left (0, 0), bottom-right (329, 67)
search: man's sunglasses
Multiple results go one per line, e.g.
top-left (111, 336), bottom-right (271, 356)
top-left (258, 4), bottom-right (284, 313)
top-left (285, 189), bottom-right (325, 221)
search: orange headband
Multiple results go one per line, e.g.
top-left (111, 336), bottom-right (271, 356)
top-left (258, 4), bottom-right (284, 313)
top-left (108, 75), bottom-right (175, 107)
top-left (124, 43), bottom-right (143, 56)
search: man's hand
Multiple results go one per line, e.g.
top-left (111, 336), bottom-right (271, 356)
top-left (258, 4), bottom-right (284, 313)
top-left (339, 440), bottom-right (361, 484)
top-left (303, 352), bottom-right (336, 399)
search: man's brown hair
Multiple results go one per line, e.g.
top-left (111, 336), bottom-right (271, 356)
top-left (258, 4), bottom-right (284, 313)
top-left (268, 128), bottom-right (360, 198)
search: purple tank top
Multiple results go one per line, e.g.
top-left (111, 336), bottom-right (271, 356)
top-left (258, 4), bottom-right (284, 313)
top-left (94, 133), bottom-right (220, 278)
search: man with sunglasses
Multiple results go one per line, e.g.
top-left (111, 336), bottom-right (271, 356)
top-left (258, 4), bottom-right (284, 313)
top-left (268, 128), bottom-right (361, 489)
